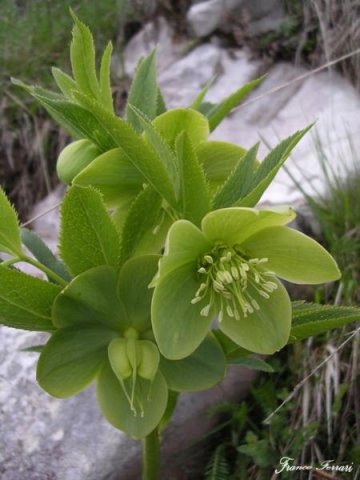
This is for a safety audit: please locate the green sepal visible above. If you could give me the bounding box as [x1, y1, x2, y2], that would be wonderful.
[290, 302, 360, 342]
[52, 265, 127, 330]
[0, 187, 22, 256]
[126, 51, 158, 132]
[59, 185, 120, 276]
[159, 333, 226, 391]
[0, 267, 61, 331]
[21, 228, 71, 282]
[96, 360, 168, 439]
[37, 326, 116, 398]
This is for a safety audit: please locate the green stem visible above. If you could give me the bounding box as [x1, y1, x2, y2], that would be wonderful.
[142, 428, 160, 480]
[20, 255, 68, 286]
[1, 256, 21, 267]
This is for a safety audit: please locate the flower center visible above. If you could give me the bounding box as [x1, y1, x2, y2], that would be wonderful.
[191, 244, 278, 321]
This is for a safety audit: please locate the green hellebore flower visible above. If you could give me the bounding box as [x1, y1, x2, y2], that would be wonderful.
[36, 255, 226, 439]
[151, 207, 341, 359]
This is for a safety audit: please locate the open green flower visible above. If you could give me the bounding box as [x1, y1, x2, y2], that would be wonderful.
[151, 207, 341, 359]
[36, 255, 225, 439]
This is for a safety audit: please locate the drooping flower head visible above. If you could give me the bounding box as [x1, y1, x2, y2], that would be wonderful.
[151, 207, 341, 360]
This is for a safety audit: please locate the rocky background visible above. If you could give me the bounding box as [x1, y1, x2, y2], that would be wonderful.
[1, 1, 360, 479]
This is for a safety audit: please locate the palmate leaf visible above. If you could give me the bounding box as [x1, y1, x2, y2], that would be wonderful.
[21, 228, 71, 282]
[290, 301, 360, 342]
[59, 186, 120, 276]
[236, 126, 312, 207]
[70, 9, 99, 99]
[126, 51, 159, 132]
[175, 131, 211, 226]
[204, 76, 264, 132]
[0, 187, 22, 256]
[0, 267, 61, 331]
[119, 186, 162, 265]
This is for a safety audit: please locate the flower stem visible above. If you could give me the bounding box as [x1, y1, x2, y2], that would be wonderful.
[142, 428, 160, 480]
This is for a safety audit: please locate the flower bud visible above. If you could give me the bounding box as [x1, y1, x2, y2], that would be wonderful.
[56, 139, 101, 184]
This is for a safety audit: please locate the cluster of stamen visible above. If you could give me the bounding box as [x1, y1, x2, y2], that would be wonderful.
[191, 245, 278, 322]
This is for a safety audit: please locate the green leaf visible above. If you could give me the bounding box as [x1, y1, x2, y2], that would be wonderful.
[156, 88, 167, 115]
[118, 255, 160, 333]
[21, 345, 44, 353]
[229, 355, 274, 372]
[0, 187, 22, 256]
[73, 92, 178, 208]
[290, 302, 360, 342]
[213, 143, 259, 209]
[159, 334, 226, 391]
[99, 41, 114, 113]
[96, 361, 168, 439]
[52, 67, 77, 100]
[53, 265, 127, 330]
[152, 108, 209, 149]
[0, 267, 61, 331]
[21, 228, 71, 282]
[37, 326, 116, 398]
[129, 105, 179, 195]
[219, 278, 292, 354]
[242, 226, 341, 284]
[126, 51, 158, 132]
[120, 186, 162, 265]
[70, 10, 99, 99]
[73, 147, 144, 208]
[57, 139, 102, 184]
[196, 141, 247, 194]
[152, 262, 215, 359]
[207, 76, 264, 131]
[175, 131, 211, 225]
[59, 186, 120, 276]
[191, 77, 215, 110]
[236, 126, 312, 207]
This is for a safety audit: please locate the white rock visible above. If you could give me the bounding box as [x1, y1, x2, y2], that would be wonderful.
[159, 43, 222, 108]
[123, 17, 190, 77]
[187, 0, 224, 38]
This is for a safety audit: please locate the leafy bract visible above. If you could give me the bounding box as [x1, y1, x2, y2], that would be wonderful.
[70, 9, 99, 99]
[21, 228, 71, 282]
[290, 302, 360, 342]
[176, 131, 211, 225]
[59, 186, 120, 275]
[73, 92, 178, 208]
[74, 148, 144, 208]
[205, 77, 264, 131]
[37, 326, 116, 398]
[152, 108, 209, 149]
[159, 334, 226, 391]
[52, 265, 127, 330]
[236, 126, 312, 207]
[99, 41, 114, 113]
[126, 51, 158, 132]
[52, 67, 77, 100]
[96, 361, 168, 439]
[0, 267, 60, 331]
[0, 187, 22, 256]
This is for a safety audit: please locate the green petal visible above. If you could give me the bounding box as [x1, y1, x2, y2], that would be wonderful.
[96, 360, 168, 439]
[118, 255, 160, 332]
[159, 333, 226, 391]
[152, 108, 209, 149]
[202, 207, 296, 246]
[152, 263, 214, 360]
[74, 148, 143, 208]
[37, 326, 116, 398]
[242, 226, 341, 284]
[53, 266, 128, 330]
[219, 279, 291, 354]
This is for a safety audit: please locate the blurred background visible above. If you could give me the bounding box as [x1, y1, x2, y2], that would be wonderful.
[0, 1, 359, 479]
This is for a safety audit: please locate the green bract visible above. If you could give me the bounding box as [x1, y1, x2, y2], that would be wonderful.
[152, 207, 341, 359]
